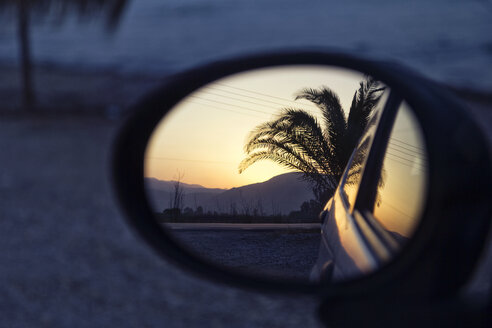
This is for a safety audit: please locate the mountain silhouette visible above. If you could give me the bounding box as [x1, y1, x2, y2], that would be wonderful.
[144, 177, 225, 193]
[145, 172, 315, 215]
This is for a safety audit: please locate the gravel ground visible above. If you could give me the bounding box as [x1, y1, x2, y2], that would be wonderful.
[171, 229, 320, 280]
[0, 117, 321, 328]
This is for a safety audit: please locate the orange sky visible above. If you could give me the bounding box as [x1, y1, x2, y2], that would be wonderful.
[372, 102, 428, 237]
[144, 67, 428, 238]
[144, 65, 367, 189]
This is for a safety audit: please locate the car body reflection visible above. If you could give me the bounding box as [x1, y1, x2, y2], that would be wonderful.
[311, 100, 427, 282]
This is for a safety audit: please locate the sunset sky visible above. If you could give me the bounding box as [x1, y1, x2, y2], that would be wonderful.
[143, 66, 428, 236]
[372, 102, 428, 237]
[144, 65, 367, 189]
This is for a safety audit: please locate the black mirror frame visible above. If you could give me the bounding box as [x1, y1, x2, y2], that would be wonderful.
[112, 50, 492, 299]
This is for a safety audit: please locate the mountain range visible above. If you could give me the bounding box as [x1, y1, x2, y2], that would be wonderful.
[145, 172, 315, 215]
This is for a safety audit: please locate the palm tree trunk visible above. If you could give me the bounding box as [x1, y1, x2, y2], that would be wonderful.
[106, 0, 129, 32]
[18, 0, 35, 110]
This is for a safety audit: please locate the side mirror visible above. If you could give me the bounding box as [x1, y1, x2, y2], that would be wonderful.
[112, 51, 491, 302]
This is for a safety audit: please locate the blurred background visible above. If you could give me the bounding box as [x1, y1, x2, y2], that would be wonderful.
[1, 1, 491, 327]
[1, 0, 492, 114]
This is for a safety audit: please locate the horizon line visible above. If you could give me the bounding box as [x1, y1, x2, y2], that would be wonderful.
[144, 171, 303, 190]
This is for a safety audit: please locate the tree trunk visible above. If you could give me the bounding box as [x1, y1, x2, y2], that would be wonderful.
[18, 0, 35, 110]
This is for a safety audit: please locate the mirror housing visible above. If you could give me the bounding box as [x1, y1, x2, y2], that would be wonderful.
[112, 50, 492, 299]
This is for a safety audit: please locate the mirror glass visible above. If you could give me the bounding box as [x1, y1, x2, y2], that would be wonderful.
[143, 66, 428, 283]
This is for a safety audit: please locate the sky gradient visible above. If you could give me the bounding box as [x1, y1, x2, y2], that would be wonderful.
[144, 65, 366, 189]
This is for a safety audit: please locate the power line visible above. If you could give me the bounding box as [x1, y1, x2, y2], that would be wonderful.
[386, 153, 425, 168]
[205, 85, 301, 107]
[390, 137, 426, 153]
[385, 152, 427, 171]
[188, 95, 274, 116]
[388, 144, 420, 157]
[198, 90, 286, 112]
[196, 89, 320, 117]
[182, 99, 267, 119]
[213, 82, 321, 109]
[204, 85, 320, 112]
[387, 143, 427, 160]
[386, 150, 427, 167]
[148, 156, 236, 165]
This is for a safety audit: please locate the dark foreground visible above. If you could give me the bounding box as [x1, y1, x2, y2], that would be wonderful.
[171, 229, 321, 280]
[0, 117, 322, 328]
[0, 99, 490, 327]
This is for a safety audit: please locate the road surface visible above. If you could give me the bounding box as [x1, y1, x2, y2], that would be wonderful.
[168, 228, 321, 280]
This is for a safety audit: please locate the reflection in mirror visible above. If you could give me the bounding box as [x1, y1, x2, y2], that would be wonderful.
[371, 102, 428, 242]
[310, 99, 428, 283]
[143, 66, 425, 282]
[341, 90, 389, 210]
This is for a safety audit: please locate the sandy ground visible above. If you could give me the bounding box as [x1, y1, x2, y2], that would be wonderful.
[0, 117, 322, 328]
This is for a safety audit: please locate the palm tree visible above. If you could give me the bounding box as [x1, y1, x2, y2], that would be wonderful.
[239, 77, 385, 204]
[0, 0, 128, 111]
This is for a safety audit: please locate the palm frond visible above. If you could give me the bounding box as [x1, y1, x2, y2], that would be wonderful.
[240, 138, 319, 174]
[295, 87, 348, 173]
[346, 77, 385, 151]
[239, 150, 313, 174]
[239, 79, 385, 205]
[242, 108, 335, 176]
